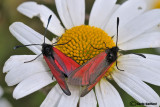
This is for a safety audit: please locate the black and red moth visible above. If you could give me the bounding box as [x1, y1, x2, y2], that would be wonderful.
[42, 44, 79, 95]
[68, 17, 146, 97]
[15, 15, 80, 95]
[68, 45, 119, 97]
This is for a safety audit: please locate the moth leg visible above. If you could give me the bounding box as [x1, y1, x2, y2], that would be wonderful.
[24, 53, 42, 63]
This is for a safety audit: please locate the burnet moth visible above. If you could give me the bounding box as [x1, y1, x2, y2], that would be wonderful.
[68, 17, 146, 97]
[14, 15, 80, 96]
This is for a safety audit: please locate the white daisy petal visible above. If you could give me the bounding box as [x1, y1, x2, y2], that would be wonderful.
[3, 55, 43, 73]
[57, 85, 80, 107]
[9, 22, 51, 54]
[97, 79, 124, 107]
[13, 72, 54, 99]
[55, 0, 85, 29]
[119, 9, 160, 44]
[118, 54, 160, 86]
[105, 0, 146, 37]
[119, 32, 160, 50]
[66, 0, 85, 26]
[95, 83, 105, 107]
[55, 0, 73, 29]
[145, 0, 157, 10]
[17, 1, 65, 36]
[4, 55, 49, 86]
[79, 90, 97, 107]
[89, 0, 117, 29]
[52, 38, 57, 43]
[40, 84, 63, 107]
[0, 98, 12, 107]
[112, 71, 160, 105]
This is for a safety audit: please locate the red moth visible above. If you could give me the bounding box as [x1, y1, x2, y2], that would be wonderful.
[68, 17, 146, 97]
[14, 15, 80, 95]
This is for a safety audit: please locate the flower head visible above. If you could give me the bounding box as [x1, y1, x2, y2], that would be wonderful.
[3, 0, 160, 107]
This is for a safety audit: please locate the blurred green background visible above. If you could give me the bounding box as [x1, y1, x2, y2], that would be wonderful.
[0, 0, 160, 107]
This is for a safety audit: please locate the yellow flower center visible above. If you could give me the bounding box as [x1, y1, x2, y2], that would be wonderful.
[56, 25, 115, 66]
[153, 0, 160, 9]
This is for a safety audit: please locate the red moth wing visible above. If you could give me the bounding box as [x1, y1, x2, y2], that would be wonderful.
[44, 55, 71, 95]
[80, 61, 115, 97]
[68, 52, 109, 86]
[53, 47, 80, 76]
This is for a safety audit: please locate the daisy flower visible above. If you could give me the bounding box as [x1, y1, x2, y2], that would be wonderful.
[3, 0, 160, 107]
[0, 86, 12, 107]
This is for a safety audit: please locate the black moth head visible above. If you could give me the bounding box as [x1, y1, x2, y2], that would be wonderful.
[106, 47, 119, 63]
[42, 44, 54, 57]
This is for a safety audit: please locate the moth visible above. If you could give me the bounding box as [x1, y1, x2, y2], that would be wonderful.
[14, 15, 80, 95]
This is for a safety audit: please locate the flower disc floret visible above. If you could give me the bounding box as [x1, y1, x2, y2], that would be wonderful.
[56, 25, 115, 65]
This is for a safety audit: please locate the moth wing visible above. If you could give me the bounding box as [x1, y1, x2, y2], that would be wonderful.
[80, 61, 115, 97]
[44, 55, 71, 95]
[53, 47, 80, 76]
[68, 52, 108, 86]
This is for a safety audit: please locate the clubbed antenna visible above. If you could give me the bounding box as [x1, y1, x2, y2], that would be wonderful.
[13, 15, 52, 50]
[116, 17, 119, 47]
[44, 15, 52, 44]
[115, 17, 124, 71]
[13, 44, 41, 49]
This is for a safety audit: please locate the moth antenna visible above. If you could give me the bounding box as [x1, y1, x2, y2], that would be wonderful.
[90, 44, 106, 50]
[116, 17, 124, 71]
[44, 15, 52, 44]
[103, 42, 109, 49]
[53, 40, 71, 46]
[116, 17, 119, 47]
[14, 44, 41, 49]
[111, 35, 115, 39]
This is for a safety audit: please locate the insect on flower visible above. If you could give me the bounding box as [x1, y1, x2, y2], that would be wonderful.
[68, 17, 146, 97]
[14, 15, 80, 96]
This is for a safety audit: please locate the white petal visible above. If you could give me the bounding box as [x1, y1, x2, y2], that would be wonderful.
[4, 55, 49, 86]
[17, 1, 65, 36]
[95, 83, 105, 107]
[66, 0, 85, 26]
[89, 0, 117, 29]
[118, 9, 160, 44]
[119, 32, 160, 50]
[105, 0, 146, 37]
[13, 72, 54, 99]
[9, 22, 51, 54]
[0, 86, 3, 98]
[55, 0, 85, 29]
[55, 0, 73, 29]
[118, 54, 160, 86]
[145, 0, 158, 10]
[57, 84, 80, 107]
[3, 55, 43, 73]
[147, 24, 160, 33]
[0, 98, 12, 107]
[41, 84, 63, 107]
[79, 90, 97, 107]
[112, 71, 160, 105]
[100, 79, 124, 107]
[96, 79, 124, 107]
[52, 38, 57, 43]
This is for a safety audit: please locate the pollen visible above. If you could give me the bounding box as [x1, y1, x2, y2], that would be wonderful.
[56, 25, 115, 65]
[153, 0, 160, 9]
